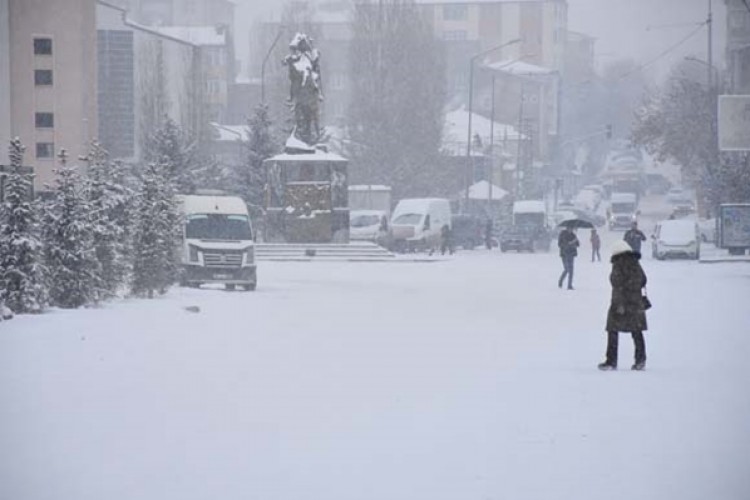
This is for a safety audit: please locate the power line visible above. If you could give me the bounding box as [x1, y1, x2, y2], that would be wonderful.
[617, 21, 707, 81]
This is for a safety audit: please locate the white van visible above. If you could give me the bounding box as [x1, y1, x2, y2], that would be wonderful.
[178, 194, 257, 290]
[609, 192, 638, 230]
[390, 198, 451, 252]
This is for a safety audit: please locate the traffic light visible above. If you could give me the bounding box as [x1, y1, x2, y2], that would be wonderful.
[605, 124, 613, 139]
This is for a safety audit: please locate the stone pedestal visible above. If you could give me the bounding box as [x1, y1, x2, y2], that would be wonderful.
[264, 151, 349, 243]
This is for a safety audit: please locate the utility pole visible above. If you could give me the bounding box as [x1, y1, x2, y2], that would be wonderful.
[489, 76, 496, 217]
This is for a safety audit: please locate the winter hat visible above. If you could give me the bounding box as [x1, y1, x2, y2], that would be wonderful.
[611, 240, 633, 257]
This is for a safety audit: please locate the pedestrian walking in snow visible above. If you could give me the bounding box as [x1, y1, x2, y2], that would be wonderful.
[440, 224, 454, 255]
[557, 226, 579, 290]
[624, 221, 647, 253]
[598, 240, 648, 371]
[590, 228, 601, 262]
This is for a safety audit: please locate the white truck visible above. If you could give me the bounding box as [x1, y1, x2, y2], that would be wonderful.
[177, 194, 257, 290]
[390, 198, 451, 252]
[608, 192, 638, 230]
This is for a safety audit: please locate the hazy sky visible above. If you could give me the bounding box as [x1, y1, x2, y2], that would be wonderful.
[233, 0, 728, 79]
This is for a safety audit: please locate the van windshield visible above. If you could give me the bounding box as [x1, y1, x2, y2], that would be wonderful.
[612, 203, 635, 213]
[393, 213, 422, 225]
[186, 214, 253, 241]
[351, 214, 381, 228]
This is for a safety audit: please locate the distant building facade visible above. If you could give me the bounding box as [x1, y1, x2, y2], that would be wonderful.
[725, 0, 750, 93]
[97, 1, 212, 160]
[0, 0, 98, 190]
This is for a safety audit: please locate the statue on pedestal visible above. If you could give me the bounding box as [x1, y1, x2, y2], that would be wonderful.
[283, 33, 323, 152]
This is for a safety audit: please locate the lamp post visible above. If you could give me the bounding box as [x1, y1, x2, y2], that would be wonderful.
[261, 26, 285, 104]
[465, 38, 522, 208]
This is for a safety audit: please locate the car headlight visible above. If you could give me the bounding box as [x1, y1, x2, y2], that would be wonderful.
[244, 246, 255, 265]
[189, 244, 200, 263]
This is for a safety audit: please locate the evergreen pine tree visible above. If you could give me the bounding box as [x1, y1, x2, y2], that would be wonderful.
[0, 138, 46, 313]
[82, 141, 134, 298]
[226, 104, 277, 216]
[41, 150, 100, 308]
[131, 162, 179, 298]
[146, 116, 197, 194]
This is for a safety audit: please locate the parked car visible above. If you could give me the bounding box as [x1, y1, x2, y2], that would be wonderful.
[350, 209, 391, 247]
[451, 214, 484, 250]
[651, 219, 701, 260]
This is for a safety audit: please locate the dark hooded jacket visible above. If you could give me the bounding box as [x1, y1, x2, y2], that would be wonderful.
[606, 251, 648, 332]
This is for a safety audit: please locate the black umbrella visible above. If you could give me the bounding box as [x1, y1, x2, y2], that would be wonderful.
[557, 218, 595, 229]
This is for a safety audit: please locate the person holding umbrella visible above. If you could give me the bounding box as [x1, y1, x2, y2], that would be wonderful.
[598, 240, 648, 371]
[557, 224, 580, 289]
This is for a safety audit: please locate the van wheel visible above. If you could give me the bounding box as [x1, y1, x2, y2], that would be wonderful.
[242, 283, 256, 291]
[225, 284, 236, 291]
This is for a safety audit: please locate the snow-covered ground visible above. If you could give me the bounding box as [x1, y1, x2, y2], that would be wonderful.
[2, 236, 749, 500]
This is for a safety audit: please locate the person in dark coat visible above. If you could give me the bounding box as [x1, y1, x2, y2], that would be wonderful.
[599, 240, 648, 371]
[557, 226, 579, 289]
[440, 224, 454, 255]
[623, 221, 647, 253]
[590, 228, 601, 262]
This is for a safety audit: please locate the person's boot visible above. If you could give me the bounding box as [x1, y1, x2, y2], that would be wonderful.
[598, 362, 617, 371]
[631, 360, 646, 371]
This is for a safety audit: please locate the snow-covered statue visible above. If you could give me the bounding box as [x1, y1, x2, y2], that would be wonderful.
[283, 33, 323, 151]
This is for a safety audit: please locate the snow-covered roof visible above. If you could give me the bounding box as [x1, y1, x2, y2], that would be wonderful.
[513, 200, 546, 213]
[458, 180, 509, 201]
[349, 185, 391, 192]
[444, 107, 525, 149]
[393, 198, 449, 216]
[484, 59, 556, 76]
[178, 194, 248, 215]
[269, 151, 348, 162]
[210, 122, 249, 142]
[153, 26, 227, 46]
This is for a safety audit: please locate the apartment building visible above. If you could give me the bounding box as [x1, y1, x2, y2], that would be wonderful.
[0, 0, 98, 190]
[97, 1, 209, 160]
[416, 0, 568, 96]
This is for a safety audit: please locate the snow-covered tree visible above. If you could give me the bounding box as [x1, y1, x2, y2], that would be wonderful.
[632, 60, 750, 209]
[131, 162, 179, 298]
[347, 0, 446, 199]
[0, 138, 46, 314]
[41, 150, 100, 308]
[225, 104, 277, 214]
[81, 141, 134, 298]
[146, 116, 197, 194]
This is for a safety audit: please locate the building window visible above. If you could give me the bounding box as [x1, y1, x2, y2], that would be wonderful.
[34, 69, 53, 85]
[35, 112, 54, 128]
[36, 142, 54, 158]
[34, 37, 53, 55]
[443, 30, 467, 41]
[443, 5, 468, 21]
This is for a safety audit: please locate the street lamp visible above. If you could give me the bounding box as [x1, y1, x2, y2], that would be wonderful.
[465, 38, 522, 207]
[261, 26, 286, 104]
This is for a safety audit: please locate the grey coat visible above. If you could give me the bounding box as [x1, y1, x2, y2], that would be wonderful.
[606, 252, 648, 332]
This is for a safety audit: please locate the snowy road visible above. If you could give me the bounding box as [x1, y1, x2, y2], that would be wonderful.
[1, 244, 750, 500]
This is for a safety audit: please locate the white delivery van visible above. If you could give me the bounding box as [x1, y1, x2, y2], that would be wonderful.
[390, 198, 451, 252]
[609, 192, 638, 230]
[178, 194, 257, 290]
